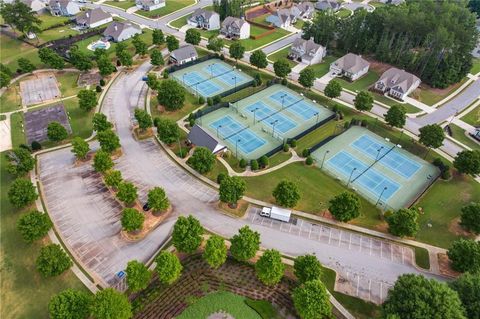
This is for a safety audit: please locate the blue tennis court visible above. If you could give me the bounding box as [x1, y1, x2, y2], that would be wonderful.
[210, 116, 266, 154]
[351, 135, 421, 179]
[269, 91, 321, 120]
[182, 71, 222, 97]
[328, 151, 400, 200]
[246, 102, 297, 134]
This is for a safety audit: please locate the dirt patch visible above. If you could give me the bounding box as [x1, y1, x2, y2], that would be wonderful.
[365, 58, 392, 75]
[448, 217, 473, 237]
[438, 253, 461, 278]
[217, 200, 249, 218]
[373, 221, 389, 233]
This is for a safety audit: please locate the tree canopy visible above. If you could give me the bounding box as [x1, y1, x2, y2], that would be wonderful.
[150, 49, 164, 67]
[219, 175, 246, 207]
[185, 28, 201, 45]
[250, 50, 268, 69]
[49, 289, 92, 319]
[121, 208, 144, 232]
[255, 249, 285, 286]
[386, 208, 420, 237]
[450, 272, 480, 319]
[134, 108, 152, 131]
[152, 29, 165, 45]
[104, 170, 122, 189]
[92, 113, 112, 132]
[71, 137, 90, 160]
[38, 48, 65, 70]
[172, 215, 203, 253]
[294, 254, 323, 284]
[460, 202, 480, 234]
[354, 91, 374, 112]
[293, 280, 332, 319]
[187, 147, 216, 174]
[298, 68, 316, 89]
[97, 129, 120, 154]
[47, 122, 68, 142]
[385, 105, 406, 128]
[157, 79, 186, 111]
[447, 239, 480, 273]
[147, 187, 170, 213]
[126, 260, 151, 292]
[203, 235, 227, 269]
[154, 117, 181, 144]
[36, 244, 72, 277]
[328, 192, 361, 222]
[117, 182, 138, 206]
[272, 180, 301, 208]
[0, 0, 41, 35]
[6, 147, 35, 176]
[17, 210, 52, 243]
[166, 35, 179, 52]
[78, 89, 97, 111]
[207, 36, 224, 52]
[8, 178, 38, 208]
[155, 251, 183, 284]
[273, 59, 292, 78]
[230, 225, 260, 262]
[91, 288, 132, 319]
[213, 0, 243, 20]
[229, 42, 245, 61]
[69, 48, 93, 71]
[419, 124, 445, 149]
[93, 150, 113, 173]
[453, 150, 480, 176]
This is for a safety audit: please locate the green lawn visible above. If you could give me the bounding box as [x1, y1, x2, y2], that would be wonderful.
[150, 83, 201, 121]
[237, 28, 291, 51]
[336, 8, 352, 18]
[0, 34, 44, 71]
[371, 93, 421, 113]
[306, 56, 337, 78]
[414, 247, 430, 270]
[413, 78, 468, 106]
[136, 0, 195, 18]
[63, 97, 95, 139]
[267, 46, 297, 67]
[293, 19, 305, 30]
[10, 112, 26, 148]
[37, 14, 69, 31]
[177, 291, 262, 319]
[461, 104, 479, 126]
[202, 159, 228, 182]
[169, 15, 188, 28]
[369, 1, 386, 8]
[269, 150, 292, 167]
[56, 72, 81, 97]
[0, 153, 89, 319]
[34, 24, 79, 44]
[104, 0, 136, 10]
[0, 82, 22, 113]
[449, 123, 480, 150]
[251, 13, 270, 26]
[470, 58, 480, 75]
[337, 70, 379, 92]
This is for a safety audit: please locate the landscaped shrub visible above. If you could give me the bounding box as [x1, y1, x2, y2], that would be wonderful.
[96, 85, 102, 93]
[343, 121, 350, 129]
[207, 97, 213, 106]
[302, 149, 310, 157]
[31, 141, 42, 151]
[305, 156, 313, 165]
[258, 155, 269, 168]
[162, 69, 169, 79]
[213, 95, 221, 104]
[283, 144, 289, 152]
[217, 172, 227, 184]
[254, 73, 262, 86]
[100, 79, 106, 86]
[250, 159, 259, 171]
[361, 119, 368, 127]
[433, 157, 451, 180]
[281, 78, 287, 85]
[198, 96, 205, 104]
[289, 139, 297, 147]
[239, 158, 247, 168]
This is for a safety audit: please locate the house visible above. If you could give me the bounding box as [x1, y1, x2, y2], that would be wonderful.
[330, 53, 370, 81]
[374, 68, 421, 101]
[21, 0, 46, 13]
[266, 8, 297, 28]
[377, 0, 404, 5]
[291, 2, 315, 20]
[220, 17, 250, 40]
[188, 125, 227, 155]
[48, 0, 80, 16]
[187, 8, 220, 31]
[135, 0, 165, 11]
[288, 38, 326, 65]
[315, 0, 341, 12]
[75, 8, 112, 29]
[170, 44, 198, 65]
[103, 21, 142, 42]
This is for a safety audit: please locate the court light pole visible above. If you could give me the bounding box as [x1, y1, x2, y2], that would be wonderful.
[216, 125, 222, 138]
[233, 76, 237, 94]
[251, 107, 259, 124]
[315, 112, 319, 124]
[281, 93, 287, 110]
[271, 120, 279, 137]
[375, 146, 384, 161]
[376, 186, 388, 206]
[347, 167, 357, 188]
[320, 150, 330, 169]
[235, 138, 241, 158]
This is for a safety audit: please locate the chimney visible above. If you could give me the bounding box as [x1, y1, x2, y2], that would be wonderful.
[114, 25, 118, 31]
[86, 12, 89, 17]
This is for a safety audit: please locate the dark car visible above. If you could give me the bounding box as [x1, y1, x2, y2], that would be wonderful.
[142, 202, 150, 212]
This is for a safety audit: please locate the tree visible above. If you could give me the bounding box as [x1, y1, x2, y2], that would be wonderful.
[117, 49, 133, 67]
[91, 288, 132, 319]
[230, 225, 260, 262]
[126, 260, 151, 292]
[229, 42, 245, 62]
[134, 108, 152, 131]
[250, 50, 268, 69]
[117, 182, 138, 206]
[328, 192, 360, 222]
[92, 150, 113, 173]
[150, 49, 164, 67]
[157, 79, 186, 111]
[203, 235, 227, 269]
[187, 147, 216, 174]
[382, 274, 466, 319]
[152, 29, 165, 45]
[104, 170, 122, 189]
[207, 36, 224, 52]
[185, 28, 201, 45]
[386, 208, 419, 237]
[38, 48, 65, 70]
[385, 105, 406, 128]
[145, 73, 159, 90]
[298, 68, 316, 89]
[71, 137, 90, 160]
[17, 210, 52, 243]
[155, 117, 180, 144]
[272, 180, 300, 208]
[121, 208, 144, 232]
[255, 249, 285, 286]
[49, 289, 92, 319]
[8, 178, 38, 208]
[97, 129, 120, 153]
[454, 150, 480, 176]
[324, 80, 342, 99]
[18, 57, 36, 73]
[166, 35, 179, 52]
[132, 35, 148, 56]
[219, 175, 246, 207]
[47, 122, 68, 142]
[1, 71, 11, 88]
[354, 91, 373, 112]
[447, 239, 480, 273]
[78, 89, 97, 111]
[97, 56, 116, 77]
[92, 113, 112, 132]
[302, 10, 337, 48]
[155, 251, 182, 284]
[0, 0, 41, 35]
[419, 124, 445, 149]
[69, 48, 93, 71]
[293, 280, 332, 319]
[36, 244, 72, 277]
[460, 202, 480, 234]
[273, 59, 291, 78]
[6, 147, 35, 176]
[147, 187, 169, 213]
[450, 272, 480, 319]
[172, 215, 203, 253]
[294, 254, 322, 284]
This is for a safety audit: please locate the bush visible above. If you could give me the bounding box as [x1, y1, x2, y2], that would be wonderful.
[460, 202, 480, 234]
[254, 73, 262, 86]
[272, 180, 300, 208]
[447, 239, 480, 273]
[302, 149, 310, 157]
[216, 172, 227, 184]
[36, 244, 72, 277]
[187, 147, 216, 174]
[305, 156, 313, 165]
[239, 158, 247, 168]
[17, 210, 52, 243]
[343, 121, 350, 129]
[250, 159, 259, 171]
[281, 78, 287, 85]
[95, 85, 102, 93]
[100, 79, 105, 86]
[198, 96, 205, 104]
[155, 251, 182, 285]
[121, 208, 144, 232]
[433, 158, 451, 180]
[212, 95, 221, 104]
[207, 97, 213, 106]
[31, 141, 42, 151]
[283, 144, 289, 152]
[162, 70, 168, 79]
[289, 139, 297, 147]
[361, 119, 368, 127]
[258, 155, 269, 168]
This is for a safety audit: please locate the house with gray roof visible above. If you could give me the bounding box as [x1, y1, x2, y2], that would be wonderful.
[374, 68, 421, 101]
[135, 0, 165, 11]
[291, 2, 315, 20]
[188, 124, 226, 155]
[288, 38, 326, 65]
[21, 0, 46, 13]
[330, 53, 370, 81]
[315, 0, 341, 12]
[220, 17, 250, 40]
[187, 8, 220, 31]
[76, 8, 112, 29]
[169, 44, 198, 65]
[377, 0, 405, 5]
[266, 8, 297, 28]
[48, 0, 80, 16]
[103, 21, 142, 42]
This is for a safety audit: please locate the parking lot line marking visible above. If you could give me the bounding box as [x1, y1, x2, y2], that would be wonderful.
[402, 247, 405, 264]
[309, 226, 312, 239]
[356, 275, 360, 296]
[390, 244, 393, 261]
[369, 238, 373, 256]
[269, 219, 273, 227]
[380, 241, 383, 258]
[260, 217, 266, 226]
[348, 232, 352, 250]
[328, 227, 332, 244]
[368, 279, 372, 301]
[338, 230, 342, 246]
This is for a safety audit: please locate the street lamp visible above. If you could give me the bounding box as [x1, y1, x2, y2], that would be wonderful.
[314, 112, 319, 124]
[271, 119, 279, 137]
[281, 93, 287, 110]
[320, 150, 330, 169]
[233, 76, 237, 94]
[347, 167, 357, 187]
[235, 138, 241, 158]
[182, 72, 187, 86]
[375, 146, 384, 161]
[208, 63, 215, 77]
[251, 107, 259, 124]
[216, 125, 222, 138]
[376, 186, 388, 206]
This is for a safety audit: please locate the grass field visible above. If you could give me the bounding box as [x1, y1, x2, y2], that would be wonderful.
[371, 93, 421, 113]
[449, 123, 480, 150]
[169, 15, 188, 28]
[336, 8, 352, 18]
[10, 112, 26, 148]
[337, 70, 379, 92]
[414, 78, 468, 106]
[470, 58, 480, 75]
[0, 82, 22, 113]
[267, 46, 297, 67]
[37, 14, 69, 31]
[0, 153, 89, 319]
[461, 103, 479, 126]
[306, 56, 338, 78]
[150, 84, 201, 121]
[104, 0, 136, 10]
[34, 24, 79, 44]
[0, 34, 44, 71]
[136, 0, 195, 18]
[237, 28, 291, 51]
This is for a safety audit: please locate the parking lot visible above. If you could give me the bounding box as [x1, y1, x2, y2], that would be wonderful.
[20, 74, 60, 106]
[247, 206, 413, 303]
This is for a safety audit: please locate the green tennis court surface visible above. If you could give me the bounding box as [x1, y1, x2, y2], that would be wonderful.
[171, 59, 253, 98]
[311, 126, 440, 211]
[197, 84, 334, 160]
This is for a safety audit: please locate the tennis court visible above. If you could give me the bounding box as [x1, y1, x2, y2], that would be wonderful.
[196, 84, 335, 160]
[311, 126, 439, 211]
[171, 59, 254, 98]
